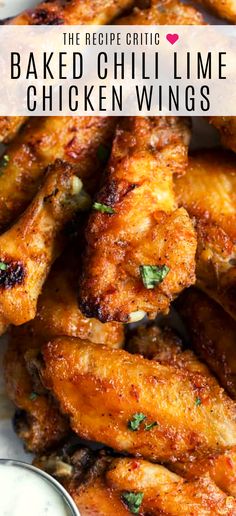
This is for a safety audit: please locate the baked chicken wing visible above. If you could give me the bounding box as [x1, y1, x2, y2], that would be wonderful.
[0, 159, 88, 331]
[42, 337, 236, 463]
[79, 116, 196, 323]
[127, 325, 236, 498]
[197, 0, 236, 22]
[175, 149, 236, 321]
[177, 288, 236, 400]
[0, 116, 116, 232]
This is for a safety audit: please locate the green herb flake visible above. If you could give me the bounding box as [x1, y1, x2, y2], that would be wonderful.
[92, 202, 114, 214]
[122, 491, 144, 514]
[0, 262, 8, 271]
[128, 413, 146, 431]
[144, 421, 158, 431]
[195, 396, 202, 406]
[97, 144, 110, 163]
[139, 264, 170, 289]
[29, 392, 38, 401]
[0, 154, 10, 168]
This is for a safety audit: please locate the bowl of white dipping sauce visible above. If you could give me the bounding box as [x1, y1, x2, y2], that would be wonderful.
[0, 459, 80, 516]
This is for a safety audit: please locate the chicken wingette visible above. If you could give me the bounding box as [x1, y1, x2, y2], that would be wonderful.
[26, 246, 124, 348]
[4, 327, 69, 453]
[107, 458, 236, 515]
[42, 337, 236, 463]
[177, 288, 236, 400]
[209, 117, 236, 154]
[35, 446, 236, 515]
[127, 325, 236, 498]
[175, 149, 236, 322]
[0, 116, 116, 232]
[0, 159, 88, 331]
[79, 116, 196, 323]
[196, 0, 236, 22]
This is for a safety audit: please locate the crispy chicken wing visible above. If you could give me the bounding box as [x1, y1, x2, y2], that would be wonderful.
[0, 159, 88, 331]
[175, 149, 236, 321]
[0, 116, 116, 232]
[35, 445, 236, 515]
[0, 117, 27, 144]
[107, 458, 236, 515]
[177, 288, 236, 400]
[42, 337, 236, 463]
[127, 325, 236, 498]
[118, 0, 205, 24]
[209, 117, 236, 154]
[79, 116, 196, 323]
[4, 327, 69, 453]
[27, 246, 124, 348]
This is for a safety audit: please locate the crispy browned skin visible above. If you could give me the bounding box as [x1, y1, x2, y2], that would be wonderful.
[118, 0, 205, 24]
[0, 117, 27, 144]
[27, 247, 124, 348]
[107, 458, 236, 515]
[177, 288, 236, 400]
[127, 325, 236, 498]
[0, 159, 88, 330]
[79, 116, 196, 323]
[210, 117, 236, 154]
[0, 116, 116, 232]
[4, 328, 69, 453]
[3, 0, 134, 26]
[42, 337, 236, 463]
[175, 150, 236, 321]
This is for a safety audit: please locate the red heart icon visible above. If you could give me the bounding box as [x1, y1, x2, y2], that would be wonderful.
[166, 33, 179, 45]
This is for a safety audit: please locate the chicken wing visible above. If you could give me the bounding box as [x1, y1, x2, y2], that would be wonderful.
[0, 117, 27, 144]
[107, 458, 236, 515]
[26, 245, 124, 348]
[209, 117, 236, 154]
[0, 116, 116, 232]
[42, 337, 236, 463]
[127, 325, 236, 498]
[177, 288, 236, 400]
[79, 116, 196, 323]
[4, 327, 69, 453]
[175, 149, 236, 321]
[117, 0, 205, 25]
[35, 445, 236, 515]
[0, 159, 89, 331]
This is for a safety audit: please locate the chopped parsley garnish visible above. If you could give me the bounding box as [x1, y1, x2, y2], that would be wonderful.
[122, 491, 144, 514]
[97, 144, 110, 163]
[144, 421, 158, 431]
[92, 202, 114, 214]
[139, 264, 170, 289]
[0, 262, 8, 271]
[195, 396, 202, 406]
[29, 392, 38, 401]
[128, 413, 146, 431]
[0, 154, 10, 167]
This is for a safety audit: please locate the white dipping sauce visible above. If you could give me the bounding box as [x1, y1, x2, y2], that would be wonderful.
[0, 462, 78, 516]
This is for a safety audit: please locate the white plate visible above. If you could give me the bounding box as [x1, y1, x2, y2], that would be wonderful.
[0, 0, 220, 464]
